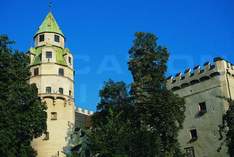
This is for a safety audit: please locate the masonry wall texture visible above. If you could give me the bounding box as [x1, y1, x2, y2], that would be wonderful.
[167, 58, 233, 157]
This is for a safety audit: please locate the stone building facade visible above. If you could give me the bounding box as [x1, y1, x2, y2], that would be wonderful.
[75, 108, 94, 129]
[29, 12, 75, 157]
[167, 58, 232, 157]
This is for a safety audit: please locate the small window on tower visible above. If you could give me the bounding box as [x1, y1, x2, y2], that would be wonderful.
[51, 112, 57, 120]
[199, 102, 207, 113]
[46, 51, 52, 59]
[39, 34, 44, 42]
[54, 35, 60, 42]
[59, 88, 63, 94]
[190, 129, 198, 141]
[69, 90, 72, 96]
[46, 87, 51, 94]
[34, 68, 39, 76]
[68, 56, 72, 64]
[43, 131, 49, 140]
[58, 68, 64, 76]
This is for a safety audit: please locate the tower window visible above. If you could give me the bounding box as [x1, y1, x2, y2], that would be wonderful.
[39, 54, 42, 61]
[34, 68, 39, 76]
[51, 112, 57, 120]
[43, 131, 49, 140]
[54, 35, 60, 42]
[190, 129, 198, 141]
[46, 51, 52, 59]
[199, 102, 207, 113]
[59, 88, 63, 94]
[39, 34, 44, 42]
[46, 87, 51, 94]
[58, 68, 64, 76]
[68, 56, 72, 64]
[69, 90, 72, 96]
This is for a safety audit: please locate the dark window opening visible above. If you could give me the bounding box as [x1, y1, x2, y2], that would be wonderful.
[39, 54, 42, 61]
[46, 87, 51, 94]
[39, 34, 44, 42]
[68, 56, 72, 64]
[43, 131, 49, 140]
[58, 68, 64, 76]
[54, 35, 60, 42]
[34, 68, 39, 76]
[69, 90, 72, 96]
[184, 147, 195, 157]
[51, 112, 57, 120]
[190, 129, 198, 141]
[46, 51, 52, 59]
[59, 88, 63, 94]
[199, 102, 207, 113]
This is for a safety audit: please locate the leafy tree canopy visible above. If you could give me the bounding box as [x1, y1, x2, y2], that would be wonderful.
[0, 35, 47, 157]
[91, 32, 185, 157]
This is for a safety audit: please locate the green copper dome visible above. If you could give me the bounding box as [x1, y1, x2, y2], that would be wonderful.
[35, 12, 64, 37]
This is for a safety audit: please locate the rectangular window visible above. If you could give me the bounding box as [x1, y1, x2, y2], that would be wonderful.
[54, 35, 60, 42]
[68, 57, 72, 64]
[199, 102, 207, 113]
[184, 147, 195, 157]
[46, 87, 51, 94]
[46, 51, 52, 59]
[69, 90, 72, 96]
[43, 131, 49, 140]
[59, 88, 63, 94]
[39, 54, 42, 61]
[190, 129, 198, 141]
[39, 34, 44, 42]
[58, 68, 64, 76]
[34, 68, 39, 76]
[51, 112, 57, 120]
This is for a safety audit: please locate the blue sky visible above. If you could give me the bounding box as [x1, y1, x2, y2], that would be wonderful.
[1, 0, 234, 111]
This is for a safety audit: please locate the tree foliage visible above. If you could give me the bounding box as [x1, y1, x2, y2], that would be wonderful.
[224, 100, 234, 156]
[67, 129, 92, 157]
[91, 80, 132, 157]
[0, 35, 47, 157]
[128, 32, 185, 156]
[91, 32, 185, 157]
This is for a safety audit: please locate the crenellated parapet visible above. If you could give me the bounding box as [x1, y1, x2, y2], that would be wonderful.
[76, 107, 94, 116]
[167, 57, 234, 91]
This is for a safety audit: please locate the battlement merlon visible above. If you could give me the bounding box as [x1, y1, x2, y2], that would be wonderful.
[76, 107, 94, 116]
[166, 57, 234, 90]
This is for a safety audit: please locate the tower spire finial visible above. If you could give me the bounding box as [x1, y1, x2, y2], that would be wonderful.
[48, 0, 52, 11]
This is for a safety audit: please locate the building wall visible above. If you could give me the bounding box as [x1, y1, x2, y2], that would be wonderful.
[35, 32, 65, 48]
[167, 59, 233, 157]
[30, 30, 75, 156]
[75, 108, 93, 129]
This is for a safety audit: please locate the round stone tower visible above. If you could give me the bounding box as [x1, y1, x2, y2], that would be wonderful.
[29, 12, 75, 157]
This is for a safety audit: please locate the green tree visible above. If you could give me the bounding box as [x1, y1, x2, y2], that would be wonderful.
[91, 80, 131, 157]
[67, 128, 92, 157]
[224, 100, 234, 156]
[91, 33, 185, 157]
[128, 32, 185, 156]
[0, 35, 47, 157]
